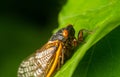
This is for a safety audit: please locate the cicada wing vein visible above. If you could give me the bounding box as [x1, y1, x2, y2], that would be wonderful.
[18, 41, 60, 77]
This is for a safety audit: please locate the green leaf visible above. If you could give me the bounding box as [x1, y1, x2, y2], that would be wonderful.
[73, 25, 120, 77]
[54, 0, 120, 77]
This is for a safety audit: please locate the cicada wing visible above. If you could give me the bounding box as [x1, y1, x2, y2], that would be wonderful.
[18, 43, 58, 77]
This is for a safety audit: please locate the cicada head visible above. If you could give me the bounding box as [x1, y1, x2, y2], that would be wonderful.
[49, 24, 75, 43]
[49, 24, 77, 55]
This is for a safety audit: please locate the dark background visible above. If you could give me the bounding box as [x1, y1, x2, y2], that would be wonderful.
[0, 0, 66, 77]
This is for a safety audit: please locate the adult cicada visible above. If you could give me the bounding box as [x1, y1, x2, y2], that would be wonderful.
[18, 24, 84, 77]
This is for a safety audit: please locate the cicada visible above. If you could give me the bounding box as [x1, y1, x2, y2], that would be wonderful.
[18, 24, 84, 77]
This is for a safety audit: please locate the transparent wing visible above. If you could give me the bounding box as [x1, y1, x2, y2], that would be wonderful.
[18, 42, 58, 77]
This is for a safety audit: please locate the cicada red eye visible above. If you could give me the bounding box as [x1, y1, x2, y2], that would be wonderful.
[62, 29, 68, 38]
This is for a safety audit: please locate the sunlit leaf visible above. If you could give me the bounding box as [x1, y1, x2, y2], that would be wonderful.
[54, 0, 120, 77]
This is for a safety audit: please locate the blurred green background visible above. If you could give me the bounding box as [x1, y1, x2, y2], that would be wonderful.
[0, 0, 66, 77]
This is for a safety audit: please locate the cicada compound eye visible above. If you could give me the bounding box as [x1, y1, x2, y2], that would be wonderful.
[62, 29, 68, 38]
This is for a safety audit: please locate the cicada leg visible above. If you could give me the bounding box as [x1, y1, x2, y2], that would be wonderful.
[57, 54, 61, 70]
[78, 29, 84, 42]
[61, 49, 64, 65]
[78, 29, 93, 43]
[72, 38, 78, 47]
[57, 47, 65, 70]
